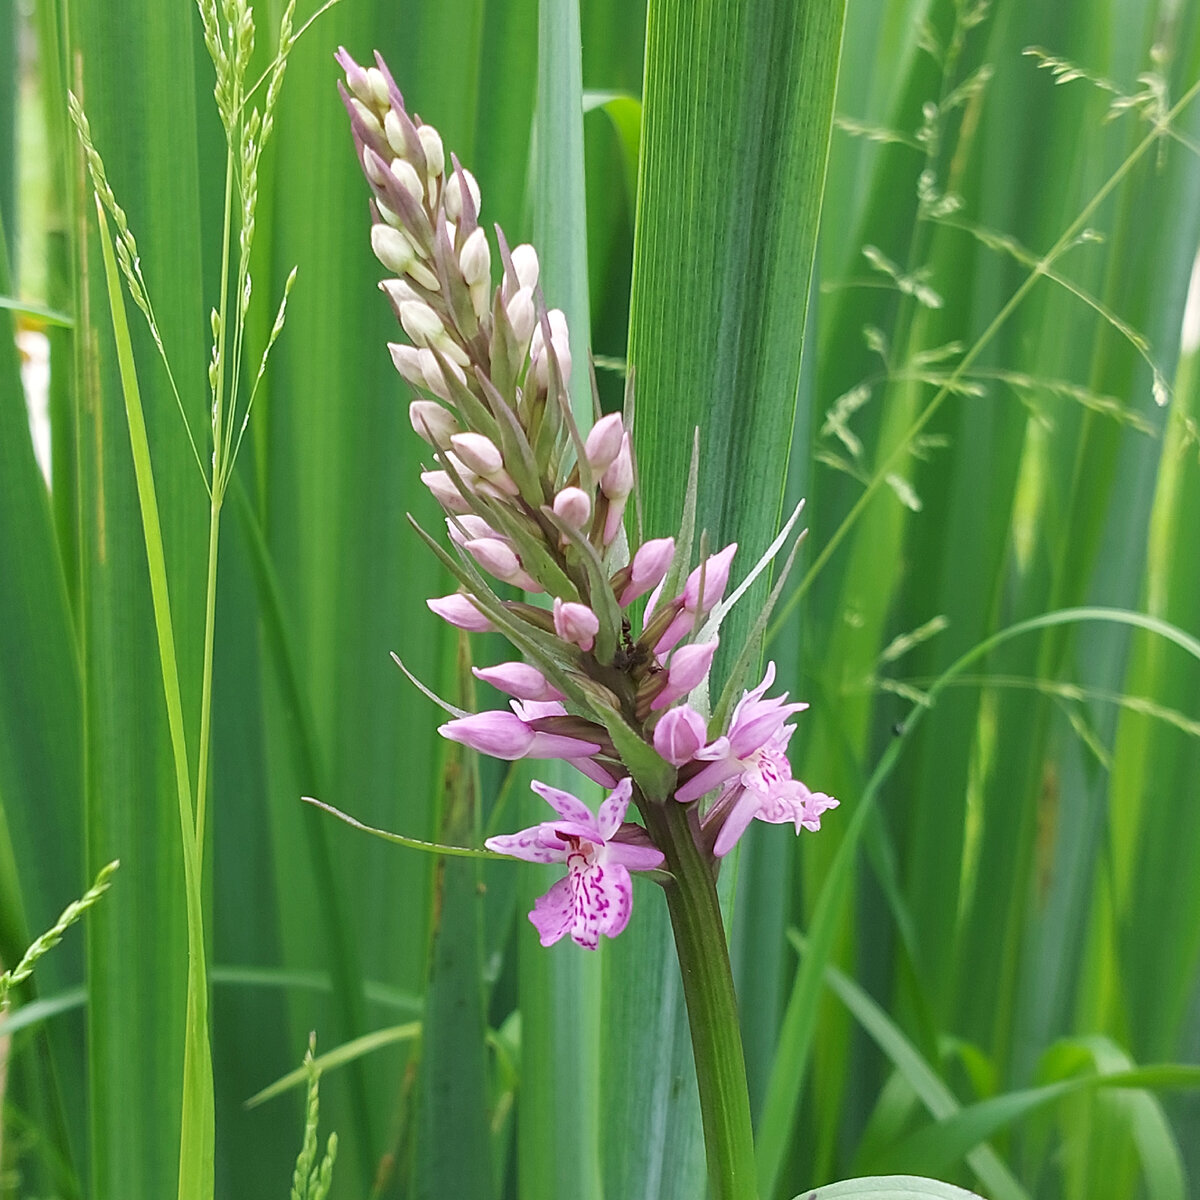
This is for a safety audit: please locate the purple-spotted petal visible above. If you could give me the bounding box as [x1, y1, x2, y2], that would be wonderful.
[596, 777, 634, 839]
[485, 823, 566, 864]
[529, 779, 598, 826]
[529, 875, 574, 946]
[568, 859, 632, 948]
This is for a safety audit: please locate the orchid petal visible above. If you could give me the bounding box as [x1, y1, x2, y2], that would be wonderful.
[596, 777, 634, 839]
[529, 779, 598, 825]
[529, 876, 574, 946]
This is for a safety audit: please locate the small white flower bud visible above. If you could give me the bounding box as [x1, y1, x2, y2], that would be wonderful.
[410, 400, 459, 447]
[444, 168, 481, 221]
[418, 347, 466, 401]
[420, 469, 472, 513]
[349, 98, 383, 141]
[451, 432, 504, 477]
[371, 224, 415, 274]
[384, 109, 408, 158]
[376, 199, 402, 228]
[553, 487, 592, 529]
[417, 125, 444, 176]
[399, 299, 446, 347]
[364, 151, 389, 187]
[390, 157, 424, 202]
[510, 243, 540, 291]
[388, 342, 426, 388]
[381, 278, 422, 309]
[506, 287, 536, 345]
[365, 68, 390, 110]
[531, 309, 571, 386]
[459, 227, 491, 287]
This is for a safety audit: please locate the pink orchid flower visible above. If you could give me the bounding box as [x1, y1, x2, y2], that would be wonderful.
[485, 778, 664, 949]
[672, 662, 838, 857]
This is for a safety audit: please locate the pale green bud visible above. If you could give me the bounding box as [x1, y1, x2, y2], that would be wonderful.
[444, 168, 481, 221]
[459, 227, 491, 287]
[510, 243, 539, 291]
[417, 125, 444, 177]
[365, 67, 390, 110]
[506, 286, 536, 345]
[399, 299, 445, 348]
[390, 157, 424, 202]
[384, 109, 408, 158]
[371, 224, 415, 274]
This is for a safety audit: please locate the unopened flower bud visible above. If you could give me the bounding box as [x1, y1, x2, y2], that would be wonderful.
[600, 433, 634, 500]
[653, 705, 710, 767]
[585, 412, 625, 473]
[446, 514, 497, 546]
[553, 487, 592, 529]
[684, 543, 737, 615]
[399, 299, 445, 347]
[348, 97, 383, 141]
[621, 537, 675, 605]
[364, 67, 390, 110]
[464, 537, 523, 581]
[420, 469, 472, 513]
[450, 432, 504, 477]
[531, 309, 571, 386]
[444, 167, 481, 221]
[553, 598, 600, 653]
[510, 243, 540, 291]
[506, 287, 536, 345]
[473, 662, 565, 702]
[390, 157, 424, 202]
[459, 227, 491, 287]
[439, 711, 534, 759]
[371, 224, 415, 274]
[409, 399, 458, 447]
[415, 349, 454, 402]
[388, 342, 425, 388]
[383, 108, 409, 157]
[364, 151, 389, 188]
[651, 640, 719, 711]
[381, 278, 422, 310]
[427, 593, 495, 632]
[417, 124, 444, 176]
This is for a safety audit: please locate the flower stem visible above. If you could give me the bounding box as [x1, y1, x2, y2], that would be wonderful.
[642, 800, 757, 1200]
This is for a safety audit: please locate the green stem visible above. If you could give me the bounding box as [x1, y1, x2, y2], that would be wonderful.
[193, 497, 221, 862]
[642, 800, 757, 1200]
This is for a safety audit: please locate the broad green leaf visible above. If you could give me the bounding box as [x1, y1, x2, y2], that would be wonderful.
[795, 1177, 984, 1199]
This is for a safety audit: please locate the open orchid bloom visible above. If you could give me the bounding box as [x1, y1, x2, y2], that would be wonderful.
[673, 663, 839, 857]
[485, 779, 664, 949]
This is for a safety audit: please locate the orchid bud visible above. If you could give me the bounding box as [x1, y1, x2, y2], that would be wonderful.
[459, 227, 491, 286]
[348, 97, 383, 141]
[450, 432, 503, 477]
[600, 433, 634, 500]
[338, 49, 373, 104]
[553, 598, 600, 653]
[364, 67, 390, 110]
[444, 167, 481, 221]
[621, 537, 675, 605]
[388, 342, 425, 388]
[510, 243, 540, 291]
[651, 640, 719, 711]
[553, 487, 592, 529]
[464, 537, 523, 581]
[584, 412, 625, 473]
[445, 514, 497, 546]
[381, 277, 422, 310]
[427, 593, 495, 632]
[409, 400, 458, 447]
[383, 108, 408, 157]
[531, 309, 571, 386]
[653, 705, 710, 767]
[684, 543, 737, 615]
[473, 662, 565, 703]
[390, 156, 424, 202]
[399, 299, 445, 348]
[420, 469, 472, 513]
[417, 124, 444, 177]
[506, 287, 536, 345]
[371, 224, 415, 274]
[439, 711, 535, 759]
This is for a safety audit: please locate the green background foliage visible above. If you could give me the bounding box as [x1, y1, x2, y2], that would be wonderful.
[2, 0, 1199, 1197]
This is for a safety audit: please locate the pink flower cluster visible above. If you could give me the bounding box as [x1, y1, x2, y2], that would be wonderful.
[340, 48, 836, 950]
